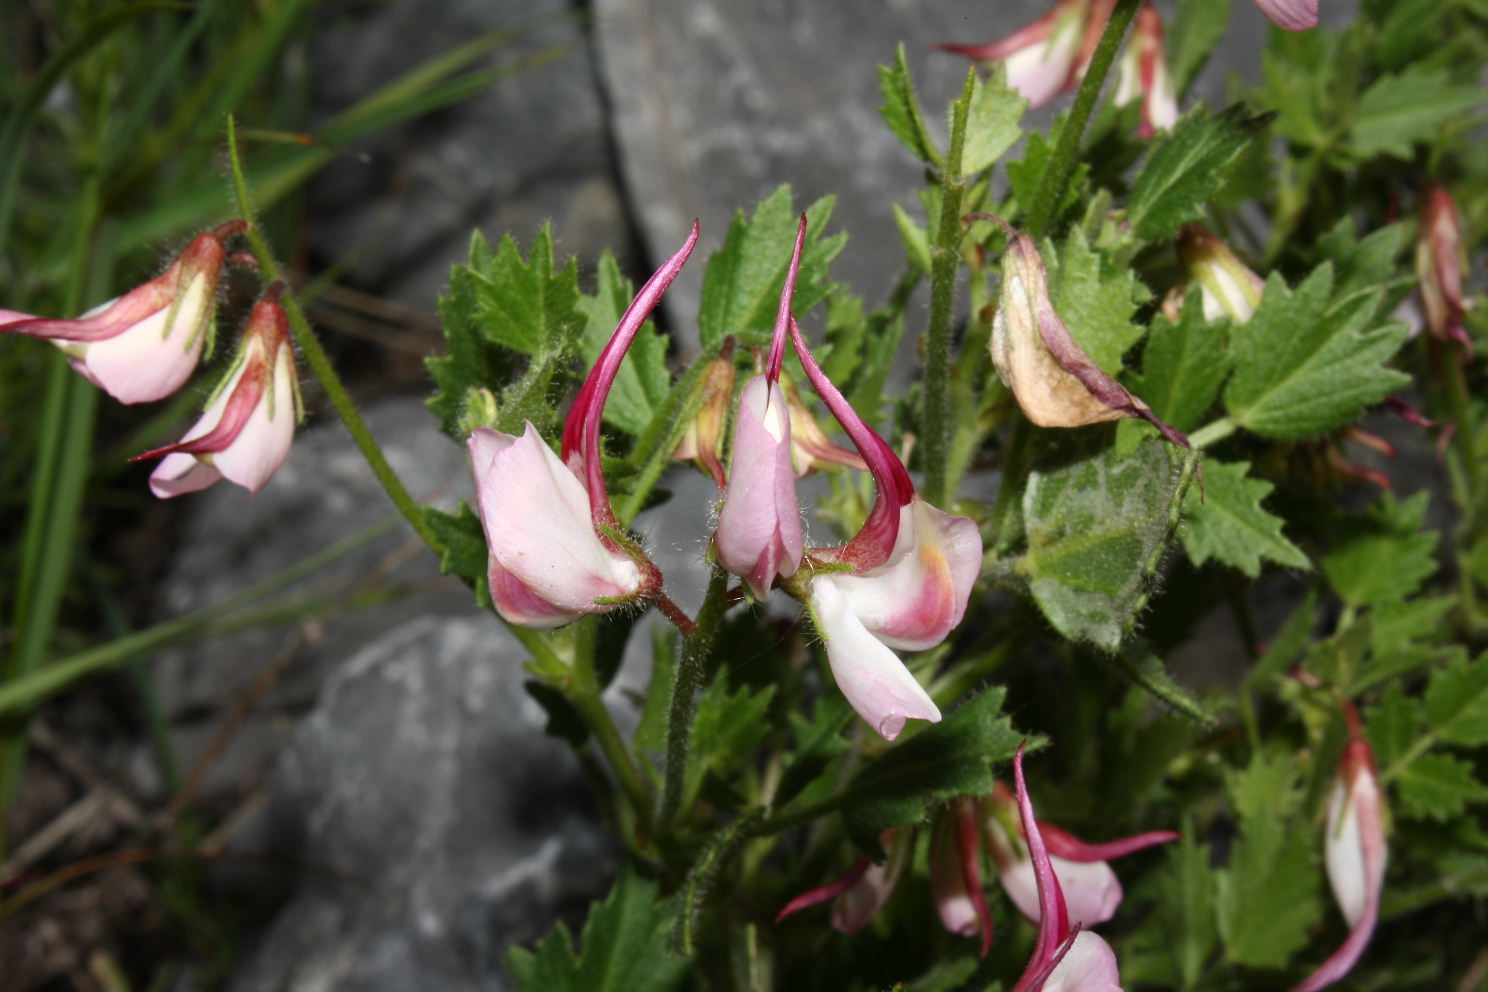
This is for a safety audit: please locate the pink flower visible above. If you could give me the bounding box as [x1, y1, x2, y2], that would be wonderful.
[1112, 5, 1178, 139]
[134, 284, 298, 498]
[1010, 744, 1125, 992]
[1292, 705, 1388, 992]
[472, 224, 699, 628]
[790, 317, 982, 741]
[714, 216, 809, 600]
[1254, 0, 1320, 31]
[775, 829, 913, 935]
[2, 221, 244, 403]
[982, 782, 1178, 929]
[931, 797, 995, 956]
[936, 0, 1093, 108]
[1417, 185, 1472, 356]
[1178, 225, 1267, 323]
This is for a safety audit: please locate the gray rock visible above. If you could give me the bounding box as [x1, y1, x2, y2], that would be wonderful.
[226, 615, 615, 992]
[142, 398, 476, 808]
[307, 0, 637, 319]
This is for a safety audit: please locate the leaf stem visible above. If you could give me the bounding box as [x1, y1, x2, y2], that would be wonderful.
[225, 114, 442, 554]
[659, 567, 730, 832]
[1023, 0, 1140, 239]
[568, 682, 656, 842]
[1189, 416, 1237, 449]
[922, 68, 977, 509]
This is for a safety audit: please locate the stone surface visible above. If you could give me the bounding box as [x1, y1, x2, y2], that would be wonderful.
[225, 615, 614, 992]
[141, 397, 476, 808]
[307, 0, 638, 322]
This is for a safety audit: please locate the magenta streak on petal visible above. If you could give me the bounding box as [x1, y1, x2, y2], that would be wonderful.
[775, 856, 871, 923]
[1040, 824, 1180, 863]
[789, 317, 912, 570]
[1010, 744, 1072, 992]
[562, 221, 699, 528]
[1292, 726, 1387, 992]
[766, 214, 808, 383]
[132, 352, 268, 461]
[933, 7, 1058, 61]
[955, 798, 995, 957]
[2, 280, 173, 343]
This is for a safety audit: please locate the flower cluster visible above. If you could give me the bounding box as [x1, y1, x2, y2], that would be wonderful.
[2, 221, 302, 498]
[467, 217, 981, 741]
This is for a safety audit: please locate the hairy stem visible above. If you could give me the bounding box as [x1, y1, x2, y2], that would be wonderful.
[225, 114, 442, 554]
[659, 567, 730, 832]
[1024, 0, 1140, 239]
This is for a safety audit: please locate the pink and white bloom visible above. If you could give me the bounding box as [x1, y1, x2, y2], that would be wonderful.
[1179, 225, 1266, 323]
[714, 216, 809, 600]
[135, 284, 298, 498]
[1, 221, 244, 404]
[1293, 706, 1388, 992]
[1417, 185, 1472, 355]
[936, 0, 1094, 109]
[1010, 745, 1124, 992]
[982, 782, 1178, 929]
[790, 317, 982, 741]
[471, 224, 699, 628]
[1254, 0, 1320, 31]
[1113, 5, 1178, 139]
[775, 829, 912, 934]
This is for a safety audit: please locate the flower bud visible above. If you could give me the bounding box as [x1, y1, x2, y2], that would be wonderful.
[1417, 185, 1471, 354]
[1178, 225, 1265, 323]
[1113, 5, 1178, 139]
[134, 285, 299, 498]
[1293, 706, 1388, 992]
[3, 221, 245, 403]
[990, 220, 1190, 449]
[931, 797, 994, 956]
[671, 351, 736, 488]
[780, 371, 866, 477]
[775, 829, 912, 934]
[1254, 0, 1319, 31]
[937, 0, 1093, 108]
[714, 215, 809, 599]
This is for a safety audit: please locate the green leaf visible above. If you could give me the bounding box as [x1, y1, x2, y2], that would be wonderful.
[1365, 682, 1421, 771]
[1019, 437, 1194, 652]
[1245, 588, 1319, 691]
[1181, 460, 1309, 577]
[1322, 492, 1438, 608]
[1216, 817, 1322, 968]
[1226, 751, 1303, 823]
[1424, 653, 1488, 747]
[1349, 66, 1486, 160]
[774, 696, 853, 812]
[962, 64, 1027, 174]
[579, 251, 672, 436]
[1045, 228, 1149, 374]
[428, 226, 584, 439]
[1224, 266, 1409, 439]
[1129, 288, 1232, 432]
[507, 871, 688, 992]
[687, 678, 776, 803]
[1125, 105, 1272, 241]
[1168, 0, 1231, 96]
[839, 687, 1029, 853]
[1148, 827, 1218, 990]
[1008, 129, 1089, 222]
[1397, 754, 1488, 821]
[1370, 596, 1455, 655]
[697, 186, 845, 350]
[876, 43, 942, 166]
[892, 202, 931, 276]
[423, 502, 490, 609]
[1107, 647, 1217, 727]
[1315, 219, 1407, 300]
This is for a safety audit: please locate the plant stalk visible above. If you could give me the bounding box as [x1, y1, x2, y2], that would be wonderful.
[659, 567, 730, 833]
[1023, 0, 1140, 239]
